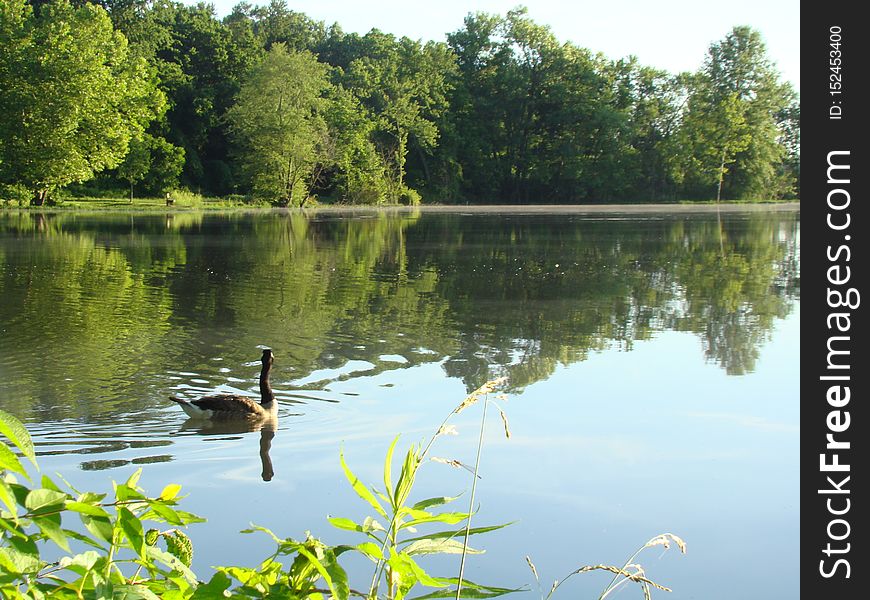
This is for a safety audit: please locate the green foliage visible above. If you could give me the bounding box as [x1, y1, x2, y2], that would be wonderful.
[322, 86, 391, 204]
[330, 379, 519, 600]
[227, 43, 332, 206]
[0, 0, 166, 205]
[0, 1, 797, 204]
[673, 27, 797, 201]
[116, 134, 186, 199]
[0, 410, 203, 599]
[334, 29, 456, 203]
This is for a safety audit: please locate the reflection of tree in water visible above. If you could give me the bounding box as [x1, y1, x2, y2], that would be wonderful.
[0, 210, 799, 422]
[404, 212, 799, 386]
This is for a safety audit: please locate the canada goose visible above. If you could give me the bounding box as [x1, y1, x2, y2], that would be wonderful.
[170, 349, 277, 419]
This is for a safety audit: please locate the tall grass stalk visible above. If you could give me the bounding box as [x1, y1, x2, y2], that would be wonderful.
[527, 533, 687, 600]
[359, 377, 508, 600]
[455, 393, 490, 599]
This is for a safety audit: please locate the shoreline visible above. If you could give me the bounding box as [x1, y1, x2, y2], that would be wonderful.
[2, 201, 800, 216]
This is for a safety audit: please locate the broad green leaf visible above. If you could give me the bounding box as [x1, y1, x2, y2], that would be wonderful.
[411, 496, 459, 511]
[328, 516, 364, 532]
[0, 547, 40, 575]
[34, 512, 70, 552]
[411, 578, 524, 599]
[78, 491, 107, 504]
[65, 500, 111, 518]
[354, 541, 385, 562]
[3, 537, 40, 574]
[81, 513, 114, 543]
[8, 531, 38, 558]
[24, 488, 67, 515]
[145, 546, 198, 585]
[400, 511, 469, 529]
[384, 435, 400, 508]
[0, 548, 22, 575]
[40, 474, 63, 493]
[113, 585, 163, 600]
[146, 501, 184, 526]
[0, 444, 26, 478]
[404, 538, 483, 556]
[126, 468, 143, 490]
[160, 483, 182, 501]
[58, 550, 101, 572]
[394, 445, 420, 509]
[0, 410, 35, 465]
[190, 571, 232, 599]
[402, 523, 513, 544]
[114, 483, 146, 502]
[118, 506, 146, 558]
[340, 448, 387, 519]
[0, 479, 19, 519]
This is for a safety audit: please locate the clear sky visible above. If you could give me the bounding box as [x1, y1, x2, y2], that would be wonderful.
[188, 0, 800, 91]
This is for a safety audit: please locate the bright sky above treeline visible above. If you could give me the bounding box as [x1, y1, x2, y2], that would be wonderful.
[185, 0, 800, 91]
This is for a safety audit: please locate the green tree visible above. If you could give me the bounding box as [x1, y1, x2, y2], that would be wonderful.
[675, 26, 796, 200]
[322, 86, 390, 204]
[0, 0, 166, 205]
[226, 43, 332, 206]
[678, 85, 752, 201]
[115, 133, 186, 199]
[116, 136, 152, 201]
[339, 31, 455, 203]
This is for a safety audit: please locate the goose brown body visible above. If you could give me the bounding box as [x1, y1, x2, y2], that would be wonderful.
[170, 349, 276, 419]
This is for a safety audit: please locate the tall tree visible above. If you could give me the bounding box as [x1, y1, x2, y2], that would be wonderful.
[338, 30, 455, 203]
[675, 26, 796, 200]
[226, 43, 331, 206]
[0, 0, 165, 204]
[447, 8, 615, 203]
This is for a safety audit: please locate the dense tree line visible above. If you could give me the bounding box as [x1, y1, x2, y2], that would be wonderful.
[0, 0, 800, 205]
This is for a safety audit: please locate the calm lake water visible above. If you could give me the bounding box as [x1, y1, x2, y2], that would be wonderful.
[0, 207, 799, 599]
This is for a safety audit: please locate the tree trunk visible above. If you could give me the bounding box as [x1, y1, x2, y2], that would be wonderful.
[31, 189, 48, 206]
[716, 149, 726, 203]
[415, 143, 432, 184]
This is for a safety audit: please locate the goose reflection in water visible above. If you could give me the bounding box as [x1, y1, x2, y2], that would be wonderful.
[178, 416, 278, 482]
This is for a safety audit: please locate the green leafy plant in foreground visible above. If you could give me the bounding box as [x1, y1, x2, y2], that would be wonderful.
[1, 379, 686, 599]
[0, 409, 203, 599]
[329, 377, 516, 600]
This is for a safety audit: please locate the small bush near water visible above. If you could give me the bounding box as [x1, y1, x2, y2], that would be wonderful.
[0, 381, 684, 599]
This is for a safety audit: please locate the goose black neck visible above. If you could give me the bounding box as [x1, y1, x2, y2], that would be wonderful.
[259, 355, 274, 404]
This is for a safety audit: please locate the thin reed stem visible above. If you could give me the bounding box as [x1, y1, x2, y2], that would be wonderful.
[456, 398, 489, 599]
